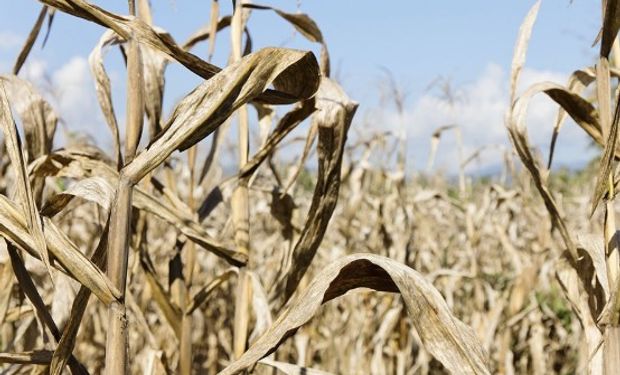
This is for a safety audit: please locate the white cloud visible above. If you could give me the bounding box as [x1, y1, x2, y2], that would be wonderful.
[53, 57, 96, 125]
[52, 56, 112, 146]
[21, 58, 48, 82]
[18, 56, 110, 148]
[0, 30, 22, 50]
[381, 63, 597, 174]
[4, 54, 599, 175]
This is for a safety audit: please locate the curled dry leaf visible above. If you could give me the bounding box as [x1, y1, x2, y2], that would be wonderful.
[556, 255, 604, 375]
[41, 176, 115, 216]
[5, 242, 89, 374]
[131, 0, 164, 141]
[221, 253, 490, 375]
[591, 86, 620, 216]
[6, 243, 61, 340]
[243, 3, 330, 76]
[139, 249, 182, 337]
[140, 32, 168, 140]
[271, 78, 357, 308]
[507, 81, 603, 259]
[238, 99, 316, 181]
[89, 30, 123, 167]
[186, 270, 235, 315]
[548, 66, 620, 167]
[600, 0, 620, 58]
[182, 15, 231, 52]
[39, 0, 307, 105]
[577, 234, 608, 297]
[0, 82, 52, 277]
[0, 194, 120, 305]
[0, 75, 58, 163]
[13, 5, 48, 75]
[1, 74, 58, 204]
[572, 233, 609, 317]
[508, 0, 541, 105]
[39, 0, 219, 73]
[505, 7, 611, 369]
[123, 31, 146, 163]
[50, 220, 108, 375]
[31, 149, 246, 266]
[512, 83, 601, 147]
[122, 47, 320, 184]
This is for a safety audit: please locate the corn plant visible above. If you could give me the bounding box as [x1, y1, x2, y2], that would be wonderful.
[0, 0, 490, 374]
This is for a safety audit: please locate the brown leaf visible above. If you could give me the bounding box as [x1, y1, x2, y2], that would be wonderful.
[221, 254, 490, 375]
[13, 6, 48, 75]
[186, 270, 235, 315]
[547, 66, 620, 167]
[39, 0, 305, 105]
[508, 0, 541, 106]
[238, 99, 316, 181]
[140, 35, 167, 140]
[50, 221, 108, 375]
[556, 256, 604, 374]
[139, 249, 182, 337]
[271, 78, 357, 308]
[0, 75, 58, 163]
[0, 194, 120, 305]
[89, 30, 123, 168]
[182, 15, 231, 52]
[123, 35, 145, 163]
[507, 82, 602, 259]
[591, 62, 620, 215]
[5, 242, 88, 374]
[122, 47, 320, 184]
[0, 350, 54, 365]
[0, 82, 52, 278]
[601, 0, 620, 58]
[31, 149, 247, 266]
[243, 3, 330, 75]
[41, 176, 115, 216]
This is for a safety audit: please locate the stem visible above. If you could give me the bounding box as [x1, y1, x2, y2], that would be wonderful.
[104, 180, 133, 375]
[605, 326, 620, 375]
[178, 146, 197, 375]
[606, 175, 618, 291]
[604, 176, 620, 375]
[233, 268, 251, 358]
[105, 2, 140, 370]
[232, 182, 250, 358]
[179, 315, 193, 374]
[230, 0, 252, 359]
[123, 39, 143, 164]
[599, 52, 620, 374]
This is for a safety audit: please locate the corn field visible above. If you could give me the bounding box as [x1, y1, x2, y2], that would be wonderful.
[1, 0, 620, 374]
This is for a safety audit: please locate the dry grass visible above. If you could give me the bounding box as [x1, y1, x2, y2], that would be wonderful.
[1, 0, 620, 374]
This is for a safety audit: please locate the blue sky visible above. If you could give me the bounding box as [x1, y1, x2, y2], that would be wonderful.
[0, 1, 603, 173]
